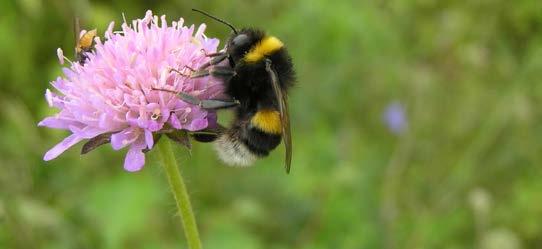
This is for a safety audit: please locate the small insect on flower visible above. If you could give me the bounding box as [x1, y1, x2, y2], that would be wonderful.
[163, 9, 296, 173]
[57, 18, 98, 65]
[39, 11, 224, 171]
[74, 17, 98, 65]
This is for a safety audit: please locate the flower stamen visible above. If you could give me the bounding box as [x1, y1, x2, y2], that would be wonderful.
[151, 108, 161, 120]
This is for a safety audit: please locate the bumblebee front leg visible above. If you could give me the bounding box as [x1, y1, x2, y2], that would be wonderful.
[169, 65, 234, 79]
[201, 49, 225, 58]
[177, 92, 240, 110]
[190, 66, 236, 80]
[198, 53, 228, 70]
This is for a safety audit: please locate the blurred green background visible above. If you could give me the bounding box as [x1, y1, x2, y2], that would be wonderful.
[1, 0, 542, 248]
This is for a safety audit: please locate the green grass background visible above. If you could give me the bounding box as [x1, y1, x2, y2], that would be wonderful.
[1, 0, 542, 248]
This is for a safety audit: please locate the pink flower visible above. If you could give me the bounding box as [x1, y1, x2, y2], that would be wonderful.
[39, 11, 223, 171]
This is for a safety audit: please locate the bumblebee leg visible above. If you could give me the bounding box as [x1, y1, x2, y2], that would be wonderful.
[192, 133, 218, 142]
[189, 70, 210, 78]
[199, 98, 240, 109]
[191, 124, 226, 142]
[178, 92, 240, 110]
[198, 53, 229, 69]
[150, 88, 239, 109]
[201, 49, 225, 57]
[169, 65, 201, 77]
[169, 68, 191, 77]
[190, 66, 236, 80]
[183, 66, 196, 72]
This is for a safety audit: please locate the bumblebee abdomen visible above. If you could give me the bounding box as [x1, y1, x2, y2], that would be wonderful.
[240, 110, 283, 157]
[242, 127, 281, 157]
[250, 109, 282, 134]
[214, 128, 258, 166]
[213, 110, 282, 166]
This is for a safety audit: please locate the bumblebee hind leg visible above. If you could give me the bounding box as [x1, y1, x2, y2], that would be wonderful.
[192, 133, 218, 142]
[190, 125, 226, 143]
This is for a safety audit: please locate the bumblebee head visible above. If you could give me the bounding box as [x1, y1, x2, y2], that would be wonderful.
[229, 29, 285, 65]
[192, 9, 284, 65]
[226, 29, 266, 63]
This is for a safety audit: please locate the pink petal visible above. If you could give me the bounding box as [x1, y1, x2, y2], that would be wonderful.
[111, 127, 139, 150]
[57, 48, 64, 64]
[187, 118, 208, 131]
[147, 121, 163, 131]
[105, 21, 115, 39]
[44, 88, 65, 109]
[206, 112, 218, 127]
[44, 134, 83, 161]
[169, 114, 182, 129]
[69, 126, 105, 139]
[144, 129, 154, 149]
[38, 117, 77, 129]
[45, 89, 54, 106]
[124, 138, 146, 172]
[195, 24, 206, 38]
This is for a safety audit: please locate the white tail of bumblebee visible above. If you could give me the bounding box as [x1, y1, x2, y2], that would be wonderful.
[214, 132, 257, 166]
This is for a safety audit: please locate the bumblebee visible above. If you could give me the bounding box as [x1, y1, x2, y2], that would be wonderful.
[180, 9, 295, 173]
[74, 18, 97, 65]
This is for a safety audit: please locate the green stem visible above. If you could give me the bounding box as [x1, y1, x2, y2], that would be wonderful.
[157, 138, 202, 249]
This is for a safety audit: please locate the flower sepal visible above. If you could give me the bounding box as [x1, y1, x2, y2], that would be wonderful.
[81, 132, 113, 154]
[79, 122, 216, 157]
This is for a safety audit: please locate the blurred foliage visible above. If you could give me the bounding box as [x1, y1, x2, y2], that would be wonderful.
[1, 0, 542, 248]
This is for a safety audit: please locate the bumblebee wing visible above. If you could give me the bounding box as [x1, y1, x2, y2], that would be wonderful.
[280, 89, 292, 173]
[265, 59, 292, 173]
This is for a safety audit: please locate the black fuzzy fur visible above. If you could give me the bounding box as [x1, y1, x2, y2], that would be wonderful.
[214, 28, 295, 160]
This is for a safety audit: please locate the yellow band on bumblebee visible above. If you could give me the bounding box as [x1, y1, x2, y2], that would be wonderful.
[251, 109, 282, 134]
[244, 36, 284, 63]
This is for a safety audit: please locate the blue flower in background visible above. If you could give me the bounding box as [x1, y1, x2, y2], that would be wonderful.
[383, 101, 407, 135]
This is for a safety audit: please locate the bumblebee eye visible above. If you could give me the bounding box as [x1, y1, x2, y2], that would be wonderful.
[232, 34, 249, 46]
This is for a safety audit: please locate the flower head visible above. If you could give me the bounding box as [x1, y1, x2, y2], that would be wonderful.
[39, 11, 223, 171]
[383, 101, 408, 135]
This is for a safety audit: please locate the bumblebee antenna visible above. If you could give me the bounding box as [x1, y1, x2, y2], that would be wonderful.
[192, 8, 238, 34]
